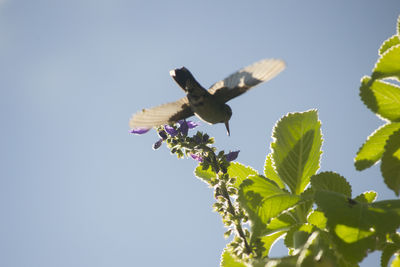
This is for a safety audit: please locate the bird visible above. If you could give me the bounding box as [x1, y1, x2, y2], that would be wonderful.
[130, 58, 286, 136]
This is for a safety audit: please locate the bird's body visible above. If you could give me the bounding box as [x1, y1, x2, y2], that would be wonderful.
[189, 93, 230, 124]
[170, 67, 232, 127]
[130, 58, 285, 135]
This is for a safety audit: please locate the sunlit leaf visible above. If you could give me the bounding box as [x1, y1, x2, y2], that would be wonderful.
[238, 175, 300, 238]
[271, 110, 323, 194]
[355, 122, 400, 170]
[307, 210, 327, 229]
[359, 76, 400, 122]
[315, 190, 400, 263]
[334, 224, 375, 243]
[260, 231, 286, 258]
[390, 254, 400, 267]
[194, 164, 216, 184]
[397, 14, 400, 36]
[354, 191, 377, 203]
[379, 35, 400, 56]
[372, 45, 400, 81]
[220, 248, 246, 267]
[227, 162, 258, 189]
[264, 153, 285, 189]
[253, 256, 298, 267]
[381, 129, 400, 196]
[310, 171, 352, 197]
[266, 212, 298, 234]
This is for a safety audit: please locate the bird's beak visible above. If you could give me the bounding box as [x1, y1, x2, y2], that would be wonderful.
[224, 121, 230, 136]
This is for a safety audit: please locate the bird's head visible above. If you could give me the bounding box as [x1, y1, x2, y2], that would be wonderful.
[223, 104, 232, 136]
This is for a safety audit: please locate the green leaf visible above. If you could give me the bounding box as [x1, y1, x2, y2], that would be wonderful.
[381, 129, 400, 196]
[359, 76, 400, 122]
[264, 153, 285, 189]
[310, 171, 352, 197]
[227, 162, 258, 189]
[194, 164, 216, 184]
[379, 35, 400, 56]
[220, 248, 246, 267]
[295, 187, 315, 223]
[284, 224, 313, 249]
[307, 210, 327, 229]
[381, 243, 400, 267]
[260, 231, 286, 258]
[266, 212, 298, 234]
[372, 45, 400, 81]
[271, 110, 323, 194]
[355, 122, 400, 170]
[254, 256, 298, 267]
[398, 15, 400, 36]
[315, 190, 400, 263]
[238, 175, 301, 238]
[257, 212, 299, 258]
[391, 254, 400, 267]
[354, 191, 377, 203]
[285, 230, 344, 267]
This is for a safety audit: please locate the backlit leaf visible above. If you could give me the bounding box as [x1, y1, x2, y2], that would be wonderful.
[227, 162, 258, 189]
[355, 122, 400, 170]
[238, 175, 300, 238]
[372, 45, 400, 81]
[359, 76, 400, 122]
[381, 129, 400, 196]
[271, 110, 322, 194]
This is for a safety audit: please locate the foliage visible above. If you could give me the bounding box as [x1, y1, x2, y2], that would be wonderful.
[133, 15, 400, 267]
[355, 15, 400, 196]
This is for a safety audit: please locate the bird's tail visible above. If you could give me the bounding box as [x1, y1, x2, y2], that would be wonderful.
[169, 67, 203, 93]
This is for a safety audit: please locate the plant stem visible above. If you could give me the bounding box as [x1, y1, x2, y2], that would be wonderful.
[220, 181, 251, 254]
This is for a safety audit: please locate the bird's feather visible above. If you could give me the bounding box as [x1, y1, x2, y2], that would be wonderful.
[129, 58, 285, 130]
[129, 97, 193, 128]
[208, 59, 286, 103]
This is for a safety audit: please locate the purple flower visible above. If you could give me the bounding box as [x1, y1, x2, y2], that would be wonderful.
[152, 139, 163, 150]
[184, 120, 199, 129]
[164, 125, 178, 137]
[164, 120, 199, 137]
[131, 127, 150, 135]
[178, 120, 199, 136]
[226, 150, 240, 162]
[190, 153, 204, 162]
[158, 130, 168, 140]
[179, 120, 189, 136]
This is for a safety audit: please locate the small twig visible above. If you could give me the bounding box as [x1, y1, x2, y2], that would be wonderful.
[220, 181, 251, 254]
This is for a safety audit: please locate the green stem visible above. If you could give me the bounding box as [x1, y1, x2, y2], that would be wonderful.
[220, 181, 251, 254]
[295, 205, 307, 223]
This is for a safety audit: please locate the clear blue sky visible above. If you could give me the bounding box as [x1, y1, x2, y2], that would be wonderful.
[1, 1, 399, 266]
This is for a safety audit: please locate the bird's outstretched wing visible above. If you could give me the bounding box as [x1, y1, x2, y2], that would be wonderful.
[129, 97, 193, 129]
[208, 59, 285, 103]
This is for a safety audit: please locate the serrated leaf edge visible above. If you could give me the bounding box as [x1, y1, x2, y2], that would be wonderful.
[372, 44, 400, 82]
[270, 109, 323, 194]
[310, 171, 353, 197]
[230, 162, 258, 176]
[397, 14, 400, 36]
[355, 122, 400, 170]
[359, 76, 400, 123]
[379, 35, 400, 56]
[381, 128, 400, 196]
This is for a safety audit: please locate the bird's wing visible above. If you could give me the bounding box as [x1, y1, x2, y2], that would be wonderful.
[208, 59, 285, 103]
[129, 97, 193, 129]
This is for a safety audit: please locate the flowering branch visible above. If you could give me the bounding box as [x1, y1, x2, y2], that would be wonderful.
[131, 121, 250, 260]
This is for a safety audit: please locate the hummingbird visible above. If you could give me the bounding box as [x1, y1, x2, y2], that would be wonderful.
[130, 58, 285, 135]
